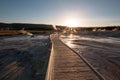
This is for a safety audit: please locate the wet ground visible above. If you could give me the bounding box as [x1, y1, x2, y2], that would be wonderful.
[60, 31, 120, 80]
[0, 35, 51, 80]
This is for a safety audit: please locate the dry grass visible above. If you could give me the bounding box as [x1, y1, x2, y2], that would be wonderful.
[0, 30, 19, 36]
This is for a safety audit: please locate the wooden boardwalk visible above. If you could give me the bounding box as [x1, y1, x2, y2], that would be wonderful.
[46, 34, 102, 80]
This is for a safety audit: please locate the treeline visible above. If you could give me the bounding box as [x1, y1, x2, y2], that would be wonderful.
[76, 26, 120, 31]
[0, 23, 119, 31]
[0, 23, 54, 30]
[55, 25, 120, 31]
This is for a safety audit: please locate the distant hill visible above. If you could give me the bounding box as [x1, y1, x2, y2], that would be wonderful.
[0, 23, 54, 30]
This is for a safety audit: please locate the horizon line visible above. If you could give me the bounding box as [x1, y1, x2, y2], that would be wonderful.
[0, 22, 120, 28]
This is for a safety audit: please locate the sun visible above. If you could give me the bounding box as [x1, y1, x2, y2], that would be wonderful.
[64, 18, 79, 27]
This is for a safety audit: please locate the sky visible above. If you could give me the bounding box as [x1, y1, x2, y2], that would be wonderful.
[0, 0, 120, 27]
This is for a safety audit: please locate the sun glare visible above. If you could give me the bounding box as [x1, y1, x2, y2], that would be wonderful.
[64, 18, 79, 27]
